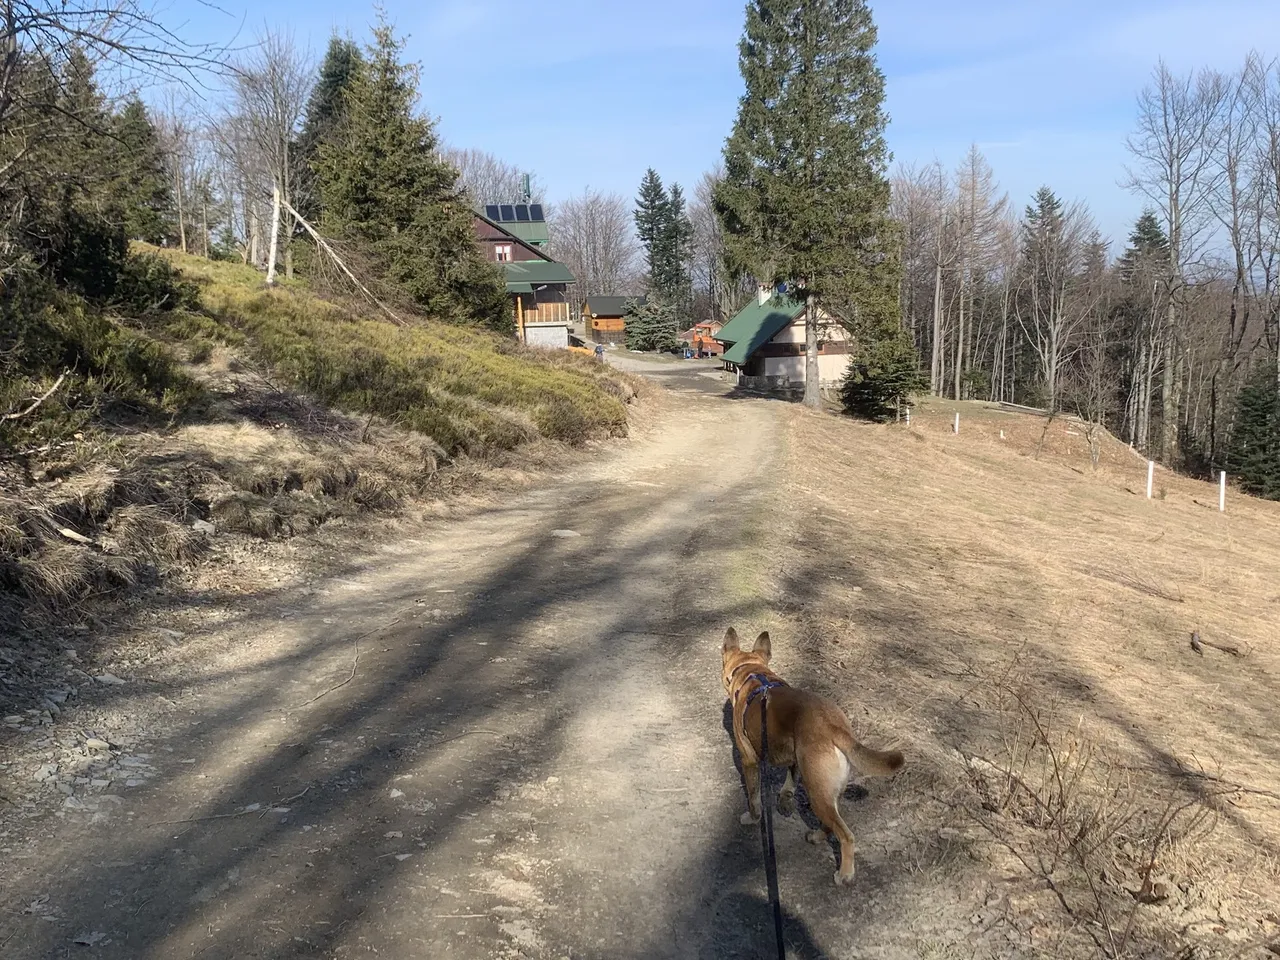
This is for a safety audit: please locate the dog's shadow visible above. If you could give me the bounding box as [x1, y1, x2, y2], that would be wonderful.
[720, 699, 868, 852]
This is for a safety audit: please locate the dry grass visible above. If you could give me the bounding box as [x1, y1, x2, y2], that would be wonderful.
[0, 463, 201, 621]
[2, 248, 645, 636]
[772, 397, 1280, 957]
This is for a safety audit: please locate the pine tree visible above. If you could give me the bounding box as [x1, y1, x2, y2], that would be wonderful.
[1117, 210, 1169, 284]
[661, 182, 694, 308]
[716, 0, 901, 409]
[623, 296, 680, 352]
[634, 168, 670, 290]
[21, 48, 128, 298]
[298, 35, 363, 221]
[112, 98, 174, 244]
[1226, 366, 1280, 500]
[314, 18, 506, 329]
[840, 325, 924, 420]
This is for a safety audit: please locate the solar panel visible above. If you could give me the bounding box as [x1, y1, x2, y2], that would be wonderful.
[484, 205, 501, 220]
[514, 204, 531, 222]
[499, 204, 515, 221]
[529, 204, 544, 221]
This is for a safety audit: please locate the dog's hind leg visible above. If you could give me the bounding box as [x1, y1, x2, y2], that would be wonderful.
[739, 762, 762, 824]
[800, 745, 857, 886]
[777, 766, 797, 816]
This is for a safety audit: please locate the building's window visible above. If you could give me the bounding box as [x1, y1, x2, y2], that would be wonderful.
[495, 244, 512, 262]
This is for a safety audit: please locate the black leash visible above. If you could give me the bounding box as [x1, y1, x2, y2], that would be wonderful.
[756, 690, 786, 959]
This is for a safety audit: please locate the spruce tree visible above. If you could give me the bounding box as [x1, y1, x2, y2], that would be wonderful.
[112, 99, 173, 244]
[314, 18, 506, 329]
[716, 0, 904, 409]
[22, 48, 128, 298]
[635, 168, 670, 290]
[1118, 209, 1169, 283]
[840, 326, 923, 420]
[298, 35, 363, 221]
[1227, 366, 1280, 500]
[661, 183, 694, 308]
[623, 296, 680, 353]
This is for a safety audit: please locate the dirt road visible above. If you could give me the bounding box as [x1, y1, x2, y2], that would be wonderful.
[1, 358, 914, 959]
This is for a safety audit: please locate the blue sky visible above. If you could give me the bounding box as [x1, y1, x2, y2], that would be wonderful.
[171, 0, 1280, 249]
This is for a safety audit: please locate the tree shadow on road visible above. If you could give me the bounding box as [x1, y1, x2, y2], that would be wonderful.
[2, 466, 879, 960]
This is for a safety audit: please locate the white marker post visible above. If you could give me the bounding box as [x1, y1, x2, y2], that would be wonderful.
[1220, 471, 1227, 512]
[905, 408, 911, 427]
[1146, 461, 1154, 499]
[953, 412, 960, 434]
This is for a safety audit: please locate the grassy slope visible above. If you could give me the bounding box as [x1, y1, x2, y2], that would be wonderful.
[1, 249, 640, 629]
[161, 251, 633, 456]
[772, 397, 1280, 956]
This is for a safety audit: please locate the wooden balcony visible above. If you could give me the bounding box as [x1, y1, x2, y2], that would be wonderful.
[521, 301, 570, 325]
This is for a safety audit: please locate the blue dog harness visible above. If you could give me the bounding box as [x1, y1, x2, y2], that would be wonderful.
[744, 672, 786, 706]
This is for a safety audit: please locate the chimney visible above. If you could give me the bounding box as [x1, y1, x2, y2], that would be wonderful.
[757, 283, 771, 306]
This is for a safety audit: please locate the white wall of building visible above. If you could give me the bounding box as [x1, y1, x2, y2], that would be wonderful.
[524, 323, 569, 349]
[769, 310, 849, 345]
[760, 353, 850, 384]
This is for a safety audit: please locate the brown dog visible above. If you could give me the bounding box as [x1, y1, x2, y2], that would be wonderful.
[722, 627, 903, 886]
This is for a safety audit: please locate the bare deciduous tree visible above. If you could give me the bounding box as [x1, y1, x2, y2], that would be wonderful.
[953, 145, 1008, 399]
[989, 212, 1020, 402]
[209, 110, 268, 264]
[1251, 56, 1280, 376]
[1125, 60, 1228, 460]
[689, 166, 752, 323]
[155, 104, 195, 253]
[548, 188, 638, 306]
[1201, 55, 1275, 457]
[1016, 192, 1099, 412]
[444, 147, 543, 206]
[926, 164, 958, 394]
[890, 162, 941, 354]
[229, 30, 313, 283]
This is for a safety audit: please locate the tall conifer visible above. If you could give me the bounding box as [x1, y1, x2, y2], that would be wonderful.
[315, 17, 506, 328]
[717, 0, 909, 409]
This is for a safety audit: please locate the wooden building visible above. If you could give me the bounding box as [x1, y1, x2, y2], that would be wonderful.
[473, 204, 575, 348]
[582, 296, 645, 345]
[679, 320, 724, 356]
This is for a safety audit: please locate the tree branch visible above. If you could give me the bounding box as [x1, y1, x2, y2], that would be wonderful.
[1, 372, 67, 422]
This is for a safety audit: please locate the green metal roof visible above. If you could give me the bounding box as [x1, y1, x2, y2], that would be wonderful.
[507, 282, 534, 293]
[502, 221, 550, 246]
[714, 296, 805, 365]
[503, 260, 575, 288]
[583, 295, 646, 317]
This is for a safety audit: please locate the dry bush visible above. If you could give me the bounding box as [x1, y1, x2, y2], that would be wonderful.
[959, 672, 1238, 959]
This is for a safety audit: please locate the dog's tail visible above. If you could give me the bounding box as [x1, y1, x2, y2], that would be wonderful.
[837, 727, 904, 778]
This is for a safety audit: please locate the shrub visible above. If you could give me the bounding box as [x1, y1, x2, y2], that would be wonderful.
[112, 251, 201, 314]
[840, 331, 924, 421]
[0, 296, 201, 451]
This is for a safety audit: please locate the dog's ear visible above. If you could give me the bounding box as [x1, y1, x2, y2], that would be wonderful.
[722, 627, 740, 653]
[753, 631, 772, 660]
